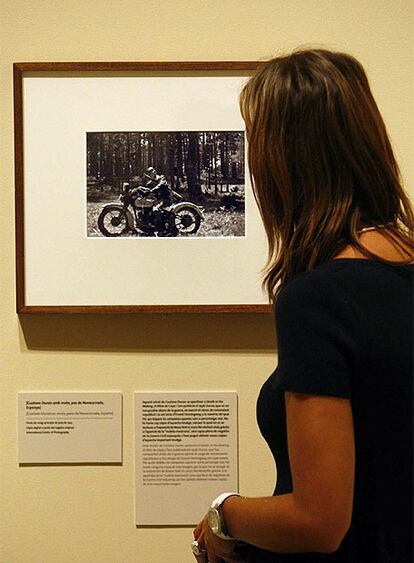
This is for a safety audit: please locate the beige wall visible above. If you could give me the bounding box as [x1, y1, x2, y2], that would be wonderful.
[0, 1, 412, 562]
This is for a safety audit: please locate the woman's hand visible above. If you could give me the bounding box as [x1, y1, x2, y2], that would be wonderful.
[193, 514, 242, 563]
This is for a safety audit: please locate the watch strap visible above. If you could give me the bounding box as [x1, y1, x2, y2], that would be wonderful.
[210, 492, 240, 509]
[209, 492, 240, 539]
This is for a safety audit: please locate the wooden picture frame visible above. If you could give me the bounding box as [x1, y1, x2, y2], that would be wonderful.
[14, 61, 271, 314]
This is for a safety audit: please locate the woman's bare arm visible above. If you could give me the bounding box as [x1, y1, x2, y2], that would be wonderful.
[221, 392, 355, 554]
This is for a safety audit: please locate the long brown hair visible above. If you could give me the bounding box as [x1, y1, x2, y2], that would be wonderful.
[239, 48, 414, 302]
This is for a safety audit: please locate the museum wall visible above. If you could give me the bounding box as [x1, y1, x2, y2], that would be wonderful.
[0, 1, 412, 562]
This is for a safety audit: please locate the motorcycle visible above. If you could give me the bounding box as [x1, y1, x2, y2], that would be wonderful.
[97, 182, 204, 237]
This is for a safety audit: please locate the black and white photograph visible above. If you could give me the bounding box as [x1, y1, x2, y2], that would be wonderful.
[87, 131, 245, 238]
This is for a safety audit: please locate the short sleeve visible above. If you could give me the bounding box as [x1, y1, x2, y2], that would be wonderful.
[273, 273, 359, 399]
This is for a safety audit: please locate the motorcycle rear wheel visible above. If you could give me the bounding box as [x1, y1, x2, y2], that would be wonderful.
[97, 205, 129, 237]
[174, 206, 201, 235]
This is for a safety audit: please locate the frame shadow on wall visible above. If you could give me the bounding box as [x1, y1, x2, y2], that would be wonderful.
[18, 313, 276, 352]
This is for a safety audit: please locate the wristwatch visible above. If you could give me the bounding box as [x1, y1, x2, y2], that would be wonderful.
[208, 492, 240, 540]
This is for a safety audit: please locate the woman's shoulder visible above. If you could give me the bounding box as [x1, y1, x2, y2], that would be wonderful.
[275, 261, 352, 317]
[276, 258, 413, 320]
[277, 260, 355, 300]
[283, 257, 412, 287]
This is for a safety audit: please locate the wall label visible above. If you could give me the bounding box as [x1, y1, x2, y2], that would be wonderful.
[18, 392, 122, 464]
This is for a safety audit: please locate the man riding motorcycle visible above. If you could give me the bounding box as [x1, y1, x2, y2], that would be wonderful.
[97, 167, 204, 238]
[142, 167, 181, 236]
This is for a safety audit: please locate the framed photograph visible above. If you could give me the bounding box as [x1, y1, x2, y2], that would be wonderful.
[14, 61, 271, 313]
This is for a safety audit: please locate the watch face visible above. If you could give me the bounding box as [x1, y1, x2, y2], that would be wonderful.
[208, 508, 220, 534]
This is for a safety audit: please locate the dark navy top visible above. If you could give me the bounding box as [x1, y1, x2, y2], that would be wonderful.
[249, 259, 413, 562]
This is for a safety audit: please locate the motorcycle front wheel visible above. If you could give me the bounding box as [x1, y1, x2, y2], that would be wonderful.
[97, 205, 129, 237]
[174, 206, 201, 235]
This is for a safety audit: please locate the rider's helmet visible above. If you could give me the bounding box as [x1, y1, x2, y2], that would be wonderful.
[144, 167, 158, 180]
